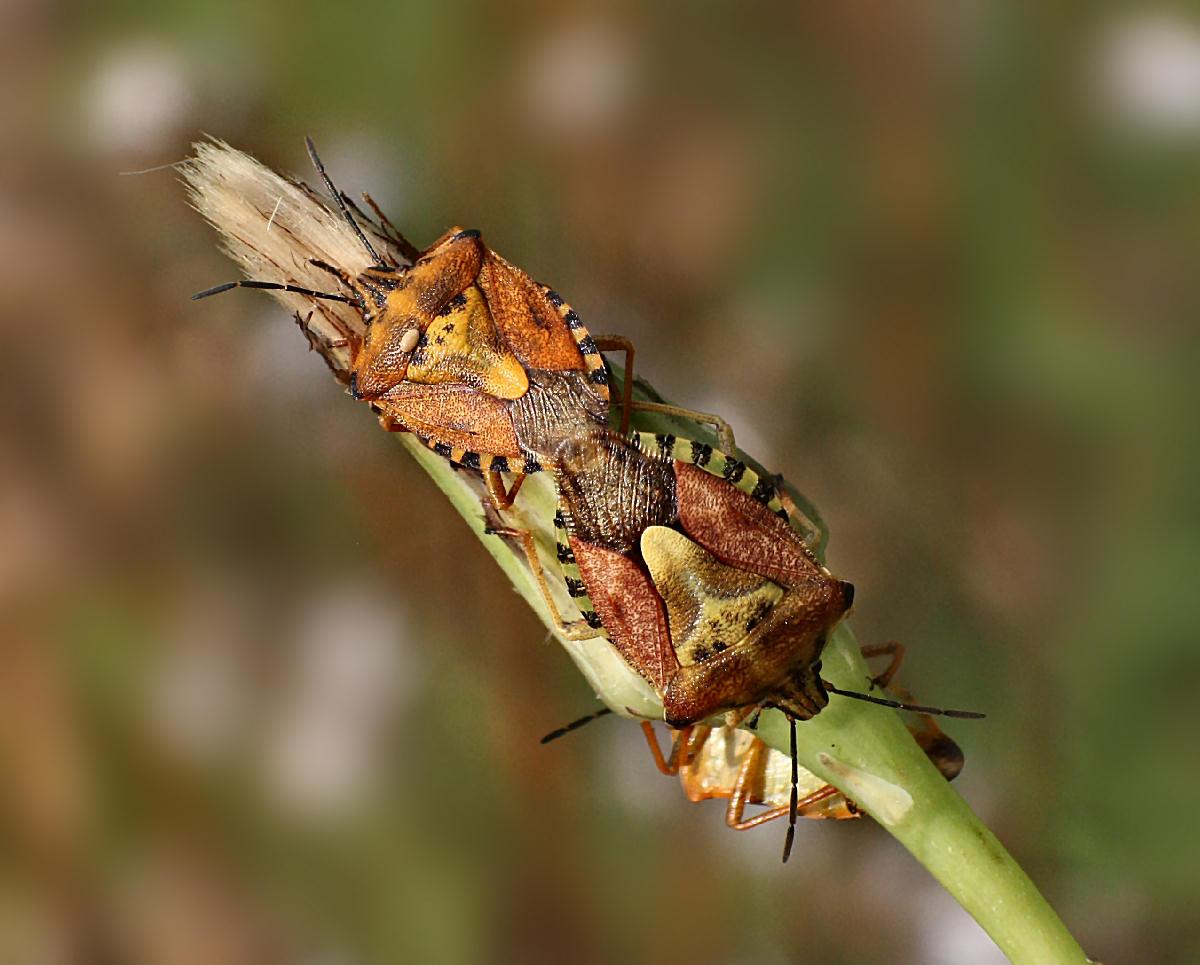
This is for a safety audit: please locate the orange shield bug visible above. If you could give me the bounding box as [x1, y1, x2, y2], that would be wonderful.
[193, 139, 627, 509]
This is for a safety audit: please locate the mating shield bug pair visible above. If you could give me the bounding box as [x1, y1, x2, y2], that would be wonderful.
[188, 139, 981, 862]
[186, 136, 742, 673]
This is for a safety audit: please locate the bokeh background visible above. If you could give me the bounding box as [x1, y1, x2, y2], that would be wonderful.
[3, 1, 1199, 962]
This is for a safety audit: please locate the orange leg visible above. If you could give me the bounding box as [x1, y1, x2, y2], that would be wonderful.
[727, 784, 843, 830]
[640, 721, 676, 775]
[484, 470, 526, 513]
[487, 524, 607, 641]
[859, 641, 905, 691]
[725, 736, 769, 827]
[723, 737, 846, 829]
[673, 726, 710, 772]
[593, 333, 736, 450]
[640, 722, 709, 776]
[593, 334, 637, 436]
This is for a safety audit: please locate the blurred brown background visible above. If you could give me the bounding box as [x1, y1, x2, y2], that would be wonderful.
[3, 1, 1199, 962]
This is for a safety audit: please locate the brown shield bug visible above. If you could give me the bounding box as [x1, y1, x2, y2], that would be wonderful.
[548, 430, 981, 857]
[553, 428, 854, 726]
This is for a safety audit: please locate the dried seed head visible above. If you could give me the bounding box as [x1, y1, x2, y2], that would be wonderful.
[180, 137, 409, 378]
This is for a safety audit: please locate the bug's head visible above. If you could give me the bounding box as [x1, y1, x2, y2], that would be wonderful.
[772, 656, 830, 722]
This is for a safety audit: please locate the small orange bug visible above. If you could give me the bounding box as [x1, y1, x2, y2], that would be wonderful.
[544, 642, 971, 856]
[649, 645, 965, 828]
[668, 706, 964, 828]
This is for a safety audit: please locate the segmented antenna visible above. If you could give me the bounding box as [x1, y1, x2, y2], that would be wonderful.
[540, 707, 613, 744]
[782, 716, 799, 863]
[192, 280, 354, 304]
[823, 683, 985, 719]
[359, 191, 423, 264]
[305, 136, 383, 266]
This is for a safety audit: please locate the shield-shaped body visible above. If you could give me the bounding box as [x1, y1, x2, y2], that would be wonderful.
[554, 430, 855, 727]
[346, 228, 612, 478]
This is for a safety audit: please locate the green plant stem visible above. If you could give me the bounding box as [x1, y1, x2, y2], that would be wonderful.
[396, 422, 1093, 965]
[755, 626, 1090, 965]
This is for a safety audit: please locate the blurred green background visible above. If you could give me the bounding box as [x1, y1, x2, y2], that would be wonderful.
[3, 1, 1199, 962]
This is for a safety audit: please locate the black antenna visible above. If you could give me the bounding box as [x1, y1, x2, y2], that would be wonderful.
[823, 682, 985, 719]
[359, 191, 422, 263]
[305, 136, 383, 265]
[782, 716, 798, 863]
[192, 280, 354, 304]
[540, 707, 613, 744]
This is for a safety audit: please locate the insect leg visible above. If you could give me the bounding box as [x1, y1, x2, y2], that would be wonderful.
[590, 335, 735, 449]
[484, 470, 527, 513]
[592, 334, 638, 435]
[724, 738, 842, 830]
[728, 787, 842, 830]
[638, 723, 689, 776]
[486, 524, 607, 641]
[624, 400, 736, 453]
[774, 485, 826, 553]
[859, 641, 905, 691]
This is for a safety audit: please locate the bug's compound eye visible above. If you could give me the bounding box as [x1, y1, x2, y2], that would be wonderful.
[398, 328, 420, 353]
[452, 228, 482, 242]
[841, 581, 855, 612]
